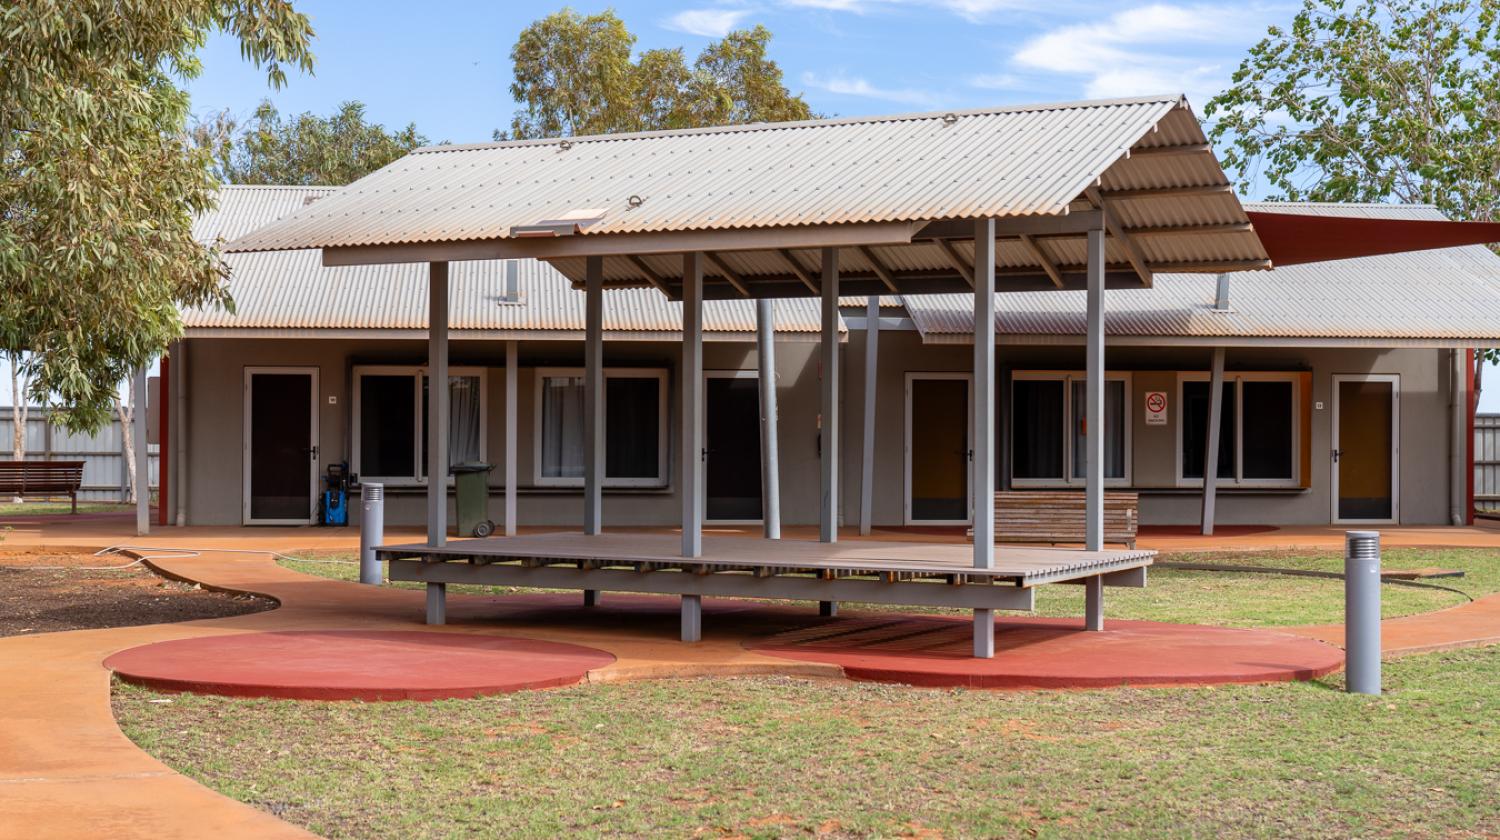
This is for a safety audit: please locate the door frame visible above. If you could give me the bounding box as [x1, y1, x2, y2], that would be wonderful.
[1331, 373, 1400, 525]
[703, 369, 763, 525]
[904, 372, 973, 526]
[242, 366, 320, 526]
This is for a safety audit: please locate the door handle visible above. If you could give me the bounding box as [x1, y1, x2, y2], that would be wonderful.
[1331, 449, 1341, 463]
[310, 445, 319, 461]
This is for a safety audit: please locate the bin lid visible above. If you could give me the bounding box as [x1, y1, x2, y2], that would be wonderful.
[449, 463, 494, 474]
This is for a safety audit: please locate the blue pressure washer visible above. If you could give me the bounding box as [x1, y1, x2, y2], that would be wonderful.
[321, 462, 349, 526]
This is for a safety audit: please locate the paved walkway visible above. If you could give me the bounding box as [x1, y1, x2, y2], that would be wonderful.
[2, 517, 1498, 839]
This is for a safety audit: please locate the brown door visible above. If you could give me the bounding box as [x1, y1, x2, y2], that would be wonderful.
[1335, 377, 1396, 522]
[245, 369, 318, 524]
[908, 376, 970, 522]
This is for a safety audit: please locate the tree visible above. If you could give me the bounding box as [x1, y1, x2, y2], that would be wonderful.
[1205, 0, 1500, 375]
[8, 353, 28, 463]
[0, 0, 315, 432]
[115, 377, 141, 505]
[505, 9, 813, 139]
[194, 100, 429, 186]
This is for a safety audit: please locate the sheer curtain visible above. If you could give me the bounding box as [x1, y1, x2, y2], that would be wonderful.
[1072, 380, 1125, 480]
[541, 376, 585, 478]
[448, 375, 482, 467]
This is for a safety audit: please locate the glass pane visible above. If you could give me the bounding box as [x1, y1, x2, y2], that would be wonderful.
[606, 377, 660, 480]
[1242, 381, 1294, 480]
[540, 376, 585, 479]
[420, 375, 485, 476]
[1012, 379, 1065, 479]
[250, 373, 312, 519]
[1182, 381, 1235, 480]
[359, 374, 415, 478]
[1071, 380, 1126, 480]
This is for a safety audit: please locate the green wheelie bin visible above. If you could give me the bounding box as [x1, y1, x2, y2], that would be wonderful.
[450, 463, 495, 537]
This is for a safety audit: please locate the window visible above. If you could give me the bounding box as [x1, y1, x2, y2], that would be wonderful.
[1011, 372, 1130, 486]
[353, 366, 487, 485]
[534, 368, 668, 488]
[1178, 373, 1299, 486]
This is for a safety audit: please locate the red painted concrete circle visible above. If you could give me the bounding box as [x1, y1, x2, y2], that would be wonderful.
[747, 615, 1344, 689]
[105, 630, 616, 701]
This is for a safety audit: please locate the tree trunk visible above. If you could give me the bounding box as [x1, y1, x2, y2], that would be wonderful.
[1475, 351, 1486, 408]
[116, 381, 137, 505]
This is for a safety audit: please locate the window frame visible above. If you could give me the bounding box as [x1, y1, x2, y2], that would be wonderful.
[1009, 370, 1133, 489]
[1174, 371, 1301, 489]
[532, 366, 670, 489]
[350, 365, 488, 487]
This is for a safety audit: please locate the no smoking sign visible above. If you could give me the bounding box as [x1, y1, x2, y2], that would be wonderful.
[1145, 391, 1168, 425]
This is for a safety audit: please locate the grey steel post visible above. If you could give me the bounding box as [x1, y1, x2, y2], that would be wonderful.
[426, 261, 449, 548]
[681, 253, 704, 558]
[134, 364, 149, 537]
[1345, 530, 1382, 695]
[1201, 347, 1226, 535]
[756, 298, 781, 539]
[1084, 224, 1105, 553]
[819, 248, 840, 543]
[504, 340, 518, 536]
[681, 594, 702, 642]
[359, 482, 385, 585]
[426, 582, 447, 626]
[973, 218, 997, 658]
[583, 255, 604, 535]
[858, 295, 879, 536]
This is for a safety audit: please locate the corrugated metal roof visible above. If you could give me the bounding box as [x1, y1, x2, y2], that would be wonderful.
[222, 96, 1267, 297]
[904, 203, 1500, 344]
[186, 187, 830, 336]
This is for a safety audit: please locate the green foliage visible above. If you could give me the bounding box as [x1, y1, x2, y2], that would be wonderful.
[505, 9, 813, 140]
[1207, 0, 1500, 219]
[195, 100, 429, 186]
[0, 0, 314, 431]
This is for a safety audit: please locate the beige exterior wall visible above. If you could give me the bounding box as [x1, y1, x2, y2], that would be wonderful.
[180, 331, 1462, 529]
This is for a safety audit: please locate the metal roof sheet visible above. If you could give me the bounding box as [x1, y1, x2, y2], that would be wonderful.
[186, 187, 830, 336]
[222, 95, 1268, 297]
[904, 203, 1500, 345]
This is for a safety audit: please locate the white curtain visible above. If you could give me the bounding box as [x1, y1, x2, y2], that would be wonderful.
[541, 376, 585, 478]
[1072, 379, 1125, 480]
[448, 375, 482, 467]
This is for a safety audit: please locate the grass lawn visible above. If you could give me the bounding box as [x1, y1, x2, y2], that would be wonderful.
[0, 500, 135, 516]
[114, 646, 1500, 839]
[278, 546, 1500, 629]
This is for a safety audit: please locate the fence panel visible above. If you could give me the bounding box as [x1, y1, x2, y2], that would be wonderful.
[0, 408, 158, 502]
[1477, 414, 1500, 513]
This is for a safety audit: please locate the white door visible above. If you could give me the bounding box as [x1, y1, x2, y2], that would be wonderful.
[1331, 374, 1399, 524]
[243, 367, 320, 525]
[904, 373, 972, 525]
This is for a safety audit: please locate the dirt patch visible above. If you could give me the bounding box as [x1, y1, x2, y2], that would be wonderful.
[0, 549, 273, 637]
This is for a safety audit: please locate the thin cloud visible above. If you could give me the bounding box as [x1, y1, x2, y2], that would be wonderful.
[968, 72, 1020, 90]
[800, 71, 938, 106]
[663, 8, 754, 37]
[779, 0, 1032, 20]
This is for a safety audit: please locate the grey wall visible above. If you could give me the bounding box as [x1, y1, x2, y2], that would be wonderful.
[182, 332, 1461, 528]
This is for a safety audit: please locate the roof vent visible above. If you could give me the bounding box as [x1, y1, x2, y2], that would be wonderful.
[1213, 274, 1231, 311]
[510, 207, 608, 238]
[941, 113, 959, 126]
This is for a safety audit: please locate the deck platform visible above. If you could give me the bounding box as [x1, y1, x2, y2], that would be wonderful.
[380, 532, 1154, 645]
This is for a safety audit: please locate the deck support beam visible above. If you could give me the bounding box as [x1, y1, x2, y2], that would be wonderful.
[425, 582, 446, 625]
[819, 601, 838, 617]
[584, 589, 599, 607]
[583, 255, 604, 535]
[1085, 225, 1105, 555]
[1201, 347, 1227, 536]
[973, 218, 998, 658]
[504, 340, 518, 536]
[819, 248, 840, 544]
[859, 296, 880, 536]
[427, 261, 449, 548]
[1084, 575, 1104, 631]
[681, 253, 705, 557]
[681, 594, 702, 642]
[756, 299, 781, 539]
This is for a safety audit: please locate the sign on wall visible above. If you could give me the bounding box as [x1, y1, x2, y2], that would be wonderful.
[1144, 391, 1168, 426]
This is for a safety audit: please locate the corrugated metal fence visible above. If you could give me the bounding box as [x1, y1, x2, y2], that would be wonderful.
[1477, 414, 1500, 513]
[0, 407, 159, 502]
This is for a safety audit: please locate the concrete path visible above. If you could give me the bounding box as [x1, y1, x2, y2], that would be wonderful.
[2, 517, 1498, 839]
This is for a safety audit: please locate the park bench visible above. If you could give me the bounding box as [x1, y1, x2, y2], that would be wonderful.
[979, 490, 1139, 549]
[0, 461, 86, 513]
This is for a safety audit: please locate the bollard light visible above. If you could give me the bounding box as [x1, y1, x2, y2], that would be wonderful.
[1344, 530, 1381, 695]
[360, 482, 385, 586]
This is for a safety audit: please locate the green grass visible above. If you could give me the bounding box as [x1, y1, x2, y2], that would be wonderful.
[113, 646, 1500, 839]
[278, 547, 1500, 629]
[0, 500, 135, 516]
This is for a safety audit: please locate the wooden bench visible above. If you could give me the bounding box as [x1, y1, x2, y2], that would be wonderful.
[980, 491, 1139, 549]
[0, 461, 86, 513]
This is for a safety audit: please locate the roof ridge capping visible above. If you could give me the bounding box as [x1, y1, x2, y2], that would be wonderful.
[416, 93, 1190, 155]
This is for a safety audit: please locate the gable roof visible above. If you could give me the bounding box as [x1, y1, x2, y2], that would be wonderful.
[187, 186, 832, 338]
[904, 203, 1500, 347]
[222, 95, 1268, 298]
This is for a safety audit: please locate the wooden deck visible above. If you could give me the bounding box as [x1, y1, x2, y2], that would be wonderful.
[380, 532, 1154, 618]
